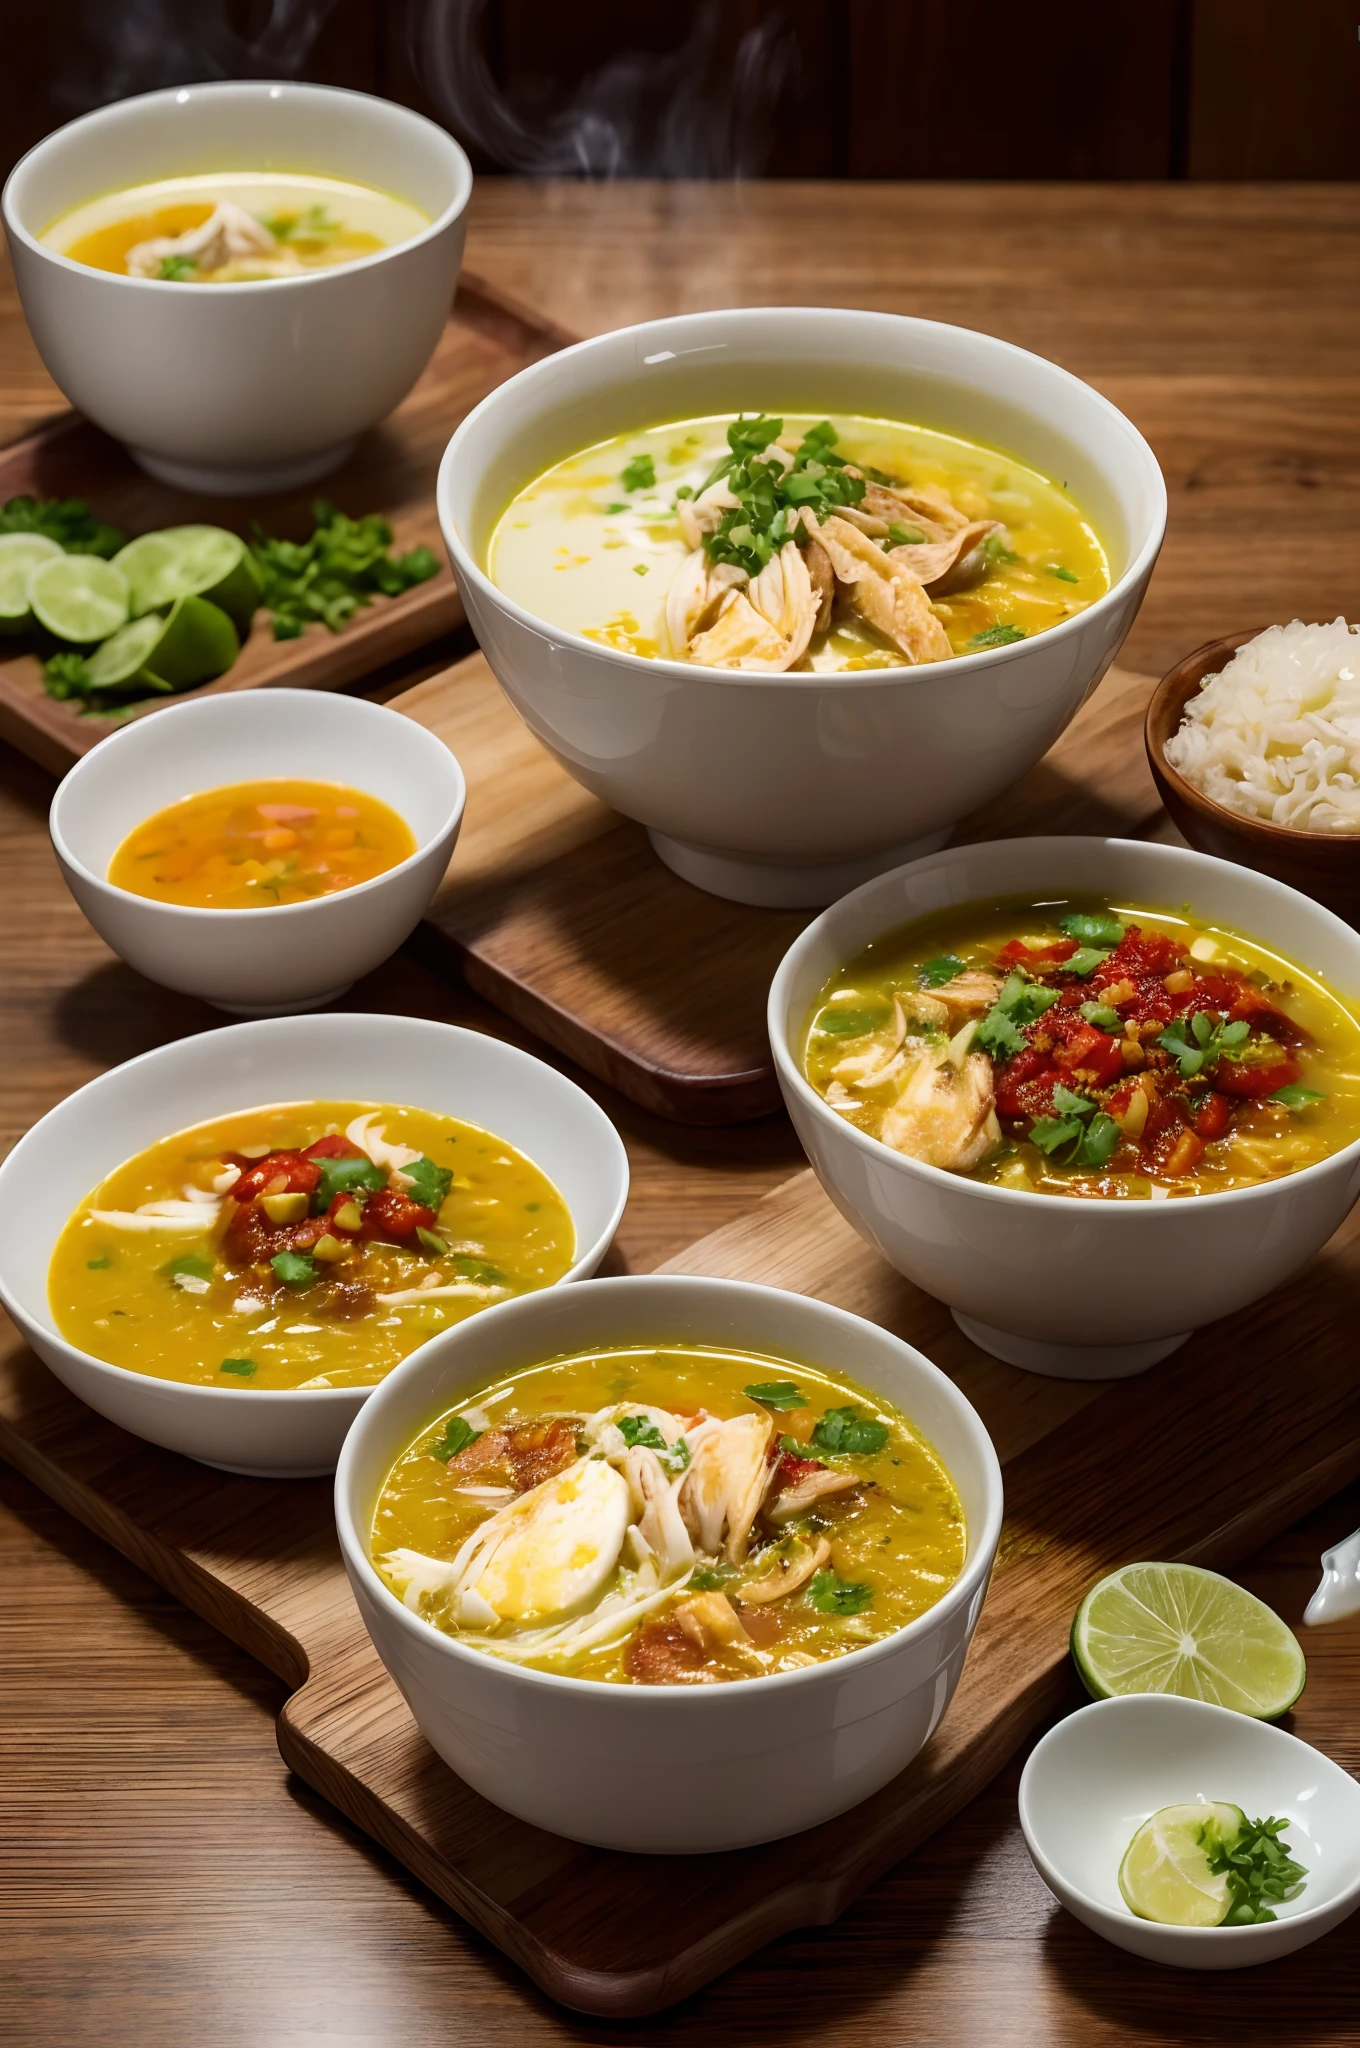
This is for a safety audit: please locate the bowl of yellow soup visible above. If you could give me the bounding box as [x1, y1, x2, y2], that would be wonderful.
[0, 1013, 629, 1476]
[50, 688, 465, 1013]
[437, 306, 1165, 908]
[769, 836, 1360, 1379]
[2, 82, 471, 493]
[334, 1272, 1003, 1851]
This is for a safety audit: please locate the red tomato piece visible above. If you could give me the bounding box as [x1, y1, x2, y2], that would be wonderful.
[1227, 984, 1305, 1046]
[1162, 1129, 1206, 1178]
[1193, 1091, 1234, 1139]
[773, 1451, 825, 1489]
[230, 1149, 322, 1202]
[1100, 925, 1186, 980]
[1215, 1056, 1302, 1100]
[302, 1134, 369, 1161]
[1054, 1023, 1123, 1088]
[996, 936, 1078, 969]
[360, 1187, 437, 1242]
[994, 1046, 1061, 1121]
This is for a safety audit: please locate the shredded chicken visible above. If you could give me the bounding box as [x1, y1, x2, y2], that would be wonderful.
[126, 200, 277, 279]
[683, 540, 818, 672]
[766, 1471, 863, 1525]
[814, 516, 954, 664]
[735, 1535, 832, 1604]
[878, 1048, 1002, 1173]
[678, 1412, 775, 1564]
[929, 970, 1005, 1029]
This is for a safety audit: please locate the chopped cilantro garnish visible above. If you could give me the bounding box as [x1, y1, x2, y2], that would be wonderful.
[810, 1406, 889, 1456]
[621, 454, 656, 492]
[43, 652, 93, 699]
[980, 532, 1018, 565]
[616, 1415, 690, 1472]
[807, 1570, 874, 1616]
[271, 1249, 319, 1288]
[1030, 1105, 1120, 1169]
[1158, 1011, 1250, 1079]
[312, 1153, 386, 1209]
[1062, 946, 1111, 978]
[1, 493, 123, 556]
[975, 1006, 1028, 1060]
[402, 1155, 453, 1212]
[886, 522, 928, 546]
[451, 1255, 508, 1286]
[415, 1226, 448, 1257]
[1051, 1083, 1096, 1118]
[814, 1006, 887, 1037]
[428, 1414, 482, 1461]
[690, 1566, 726, 1591]
[1271, 1083, 1326, 1110]
[1058, 912, 1125, 947]
[86, 1256, 111, 1270]
[250, 499, 439, 642]
[700, 416, 868, 577]
[157, 255, 197, 282]
[997, 973, 1060, 1025]
[604, 501, 629, 514]
[220, 1358, 256, 1377]
[969, 623, 1026, 648]
[1080, 1002, 1122, 1029]
[744, 1380, 807, 1410]
[162, 1252, 214, 1281]
[632, 562, 649, 575]
[1048, 564, 1080, 583]
[919, 953, 966, 988]
[1207, 1815, 1308, 1924]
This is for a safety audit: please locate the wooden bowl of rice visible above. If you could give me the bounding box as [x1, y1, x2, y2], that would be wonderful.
[1147, 627, 1360, 926]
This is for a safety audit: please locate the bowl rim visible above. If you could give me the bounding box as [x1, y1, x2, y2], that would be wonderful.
[48, 688, 467, 929]
[1146, 626, 1360, 853]
[435, 303, 1167, 696]
[1018, 1693, 1360, 1940]
[0, 1011, 630, 1410]
[1, 79, 474, 296]
[767, 831, 1360, 1218]
[333, 1269, 1005, 1705]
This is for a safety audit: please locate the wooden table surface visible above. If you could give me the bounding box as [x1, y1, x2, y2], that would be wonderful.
[3, 180, 1359, 2046]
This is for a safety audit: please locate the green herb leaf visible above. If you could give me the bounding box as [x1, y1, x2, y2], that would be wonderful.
[810, 1406, 889, 1457]
[1158, 1011, 1247, 1079]
[220, 1358, 256, 1378]
[1051, 1084, 1096, 1118]
[919, 953, 966, 988]
[1058, 912, 1125, 947]
[778, 1434, 811, 1456]
[451, 1254, 508, 1287]
[1029, 1114, 1086, 1156]
[604, 501, 629, 514]
[814, 1006, 887, 1038]
[1048, 564, 1080, 583]
[415, 1226, 448, 1257]
[1272, 1083, 1327, 1110]
[1063, 946, 1111, 978]
[980, 531, 1018, 565]
[690, 1566, 726, 1591]
[700, 415, 866, 577]
[621, 454, 656, 493]
[271, 1250, 319, 1288]
[1, 494, 123, 557]
[312, 1153, 386, 1209]
[251, 499, 438, 643]
[1206, 1815, 1307, 1925]
[998, 973, 1060, 1025]
[806, 1570, 875, 1616]
[402, 1155, 453, 1212]
[86, 1255, 111, 1270]
[161, 1251, 214, 1281]
[975, 1005, 1028, 1060]
[1076, 1111, 1121, 1169]
[617, 1414, 668, 1451]
[43, 652, 93, 700]
[886, 522, 928, 546]
[157, 255, 197, 281]
[428, 1414, 482, 1462]
[1080, 1002, 1122, 1029]
[744, 1380, 808, 1411]
[968, 623, 1026, 648]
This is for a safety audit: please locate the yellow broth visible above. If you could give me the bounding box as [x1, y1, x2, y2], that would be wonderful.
[50, 1100, 575, 1390]
[489, 412, 1107, 668]
[107, 778, 417, 909]
[372, 1343, 966, 1684]
[804, 897, 1360, 1199]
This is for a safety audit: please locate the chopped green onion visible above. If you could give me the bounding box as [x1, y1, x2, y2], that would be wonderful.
[220, 1358, 256, 1378]
[621, 454, 656, 492]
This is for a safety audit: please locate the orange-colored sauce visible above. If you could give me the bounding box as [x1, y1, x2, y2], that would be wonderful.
[66, 203, 216, 274]
[108, 778, 417, 909]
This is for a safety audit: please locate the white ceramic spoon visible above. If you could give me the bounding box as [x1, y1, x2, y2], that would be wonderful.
[1304, 1527, 1360, 1626]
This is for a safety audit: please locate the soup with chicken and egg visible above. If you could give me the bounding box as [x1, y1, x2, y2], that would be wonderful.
[490, 412, 1108, 674]
[44, 173, 428, 284]
[373, 1344, 966, 1684]
[50, 1100, 574, 1390]
[804, 898, 1360, 1198]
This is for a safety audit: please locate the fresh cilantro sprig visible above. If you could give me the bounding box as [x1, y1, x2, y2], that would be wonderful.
[1030, 1086, 1121, 1170]
[698, 417, 868, 578]
[1158, 1010, 1250, 1079]
[402, 1155, 453, 1212]
[620, 453, 656, 492]
[744, 1381, 808, 1411]
[271, 1249, 319, 1288]
[311, 1153, 386, 1210]
[814, 1005, 889, 1038]
[250, 499, 438, 641]
[616, 1414, 691, 1472]
[1080, 1001, 1122, 1029]
[919, 953, 966, 988]
[1058, 910, 1125, 947]
[1207, 1815, 1307, 1924]
[810, 1406, 889, 1457]
[0, 493, 123, 556]
[807, 1570, 874, 1616]
[1272, 1082, 1326, 1111]
[975, 972, 1058, 1059]
[428, 1414, 482, 1462]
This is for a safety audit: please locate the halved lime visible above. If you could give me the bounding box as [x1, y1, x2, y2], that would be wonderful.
[142, 594, 239, 688]
[0, 532, 63, 633]
[28, 553, 130, 643]
[1119, 1802, 1244, 1926]
[113, 525, 261, 633]
[1072, 1562, 1306, 1719]
[80, 614, 174, 692]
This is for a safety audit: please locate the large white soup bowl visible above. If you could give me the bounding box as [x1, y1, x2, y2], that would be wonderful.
[3, 82, 471, 493]
[769, 836, 1360, 1379]
[335, 1273, 1003, 1853]
[438, 306, 1165, 908]
[50, 689, 466, 1016]
[0, 1014, 628, 1478]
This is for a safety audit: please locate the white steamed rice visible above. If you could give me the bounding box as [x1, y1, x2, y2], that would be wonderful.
[1164, 618, 1360, 833]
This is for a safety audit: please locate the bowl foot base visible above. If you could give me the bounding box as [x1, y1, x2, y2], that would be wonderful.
[648, 827, 954, 909]
[128, 439, 358, 497]
[952, 1311, 1190, 1380]
[209, 983, 354, 1017]
[198, 1458, 338, 1478]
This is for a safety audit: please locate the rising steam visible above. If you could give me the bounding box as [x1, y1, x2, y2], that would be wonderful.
[57, 0, 336, 110]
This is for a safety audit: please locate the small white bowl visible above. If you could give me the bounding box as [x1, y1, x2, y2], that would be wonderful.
[1019, 1695, 1360, 1968]
[768, 835, 1360, 1379]
[437, 305, 1165, 908]
[335, 1272, 1004, 1853]
[51, 688, 465, 1015]
[2, 81, 471, 493]
[0, 1013, 629, 1478]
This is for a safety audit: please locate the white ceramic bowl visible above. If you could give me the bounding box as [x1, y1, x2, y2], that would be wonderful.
[2, 82, 471, 493]
[1019, 1695, 1360, 1969]
[769, 835, 1360, 1379]
[437, 306, 1165, 908]
[335, 1272, 1003, 1853]
[50, 688, 465, 1015]
[0, 1014, 628, 1478]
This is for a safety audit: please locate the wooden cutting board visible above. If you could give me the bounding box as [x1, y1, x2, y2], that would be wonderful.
[0, 275, 574, 776]
[400, 654, 1168, 1124]
[3, 1164, 1356, 2018]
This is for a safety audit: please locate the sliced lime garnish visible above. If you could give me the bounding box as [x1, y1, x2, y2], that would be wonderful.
[0, 532, 64, 633]
[28, 553, 131, 643]
[144, 594, 240, 688]
[114, 525, 261, 633]
[1071, 1561, 1306, 1719]
[81, 613, 171, 691]
[1119, 1802, 1244, 1926]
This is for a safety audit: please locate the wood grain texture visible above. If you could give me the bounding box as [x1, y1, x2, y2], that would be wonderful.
[0, 276, 570, 774]
[4, 1164, 1360, 2016]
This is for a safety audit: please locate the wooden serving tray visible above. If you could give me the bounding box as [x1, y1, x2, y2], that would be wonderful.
[2, 1166, 1357, 2017]
[398, 653, 1168, 1125]
[0, 275, 573, 776]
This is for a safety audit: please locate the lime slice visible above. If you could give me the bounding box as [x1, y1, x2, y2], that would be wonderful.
[80, 614, 174, 692]
[1072, 1562, 1306, 1718]
[145, 594, 240, 689]
[0, 532, 64, 633]
[1119, 1802, 1244, 1926]
[28, 554, 130, 643]
[113, 526, 261, 633]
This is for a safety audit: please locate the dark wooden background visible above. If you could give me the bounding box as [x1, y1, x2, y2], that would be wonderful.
[5, 0, 1359, 185]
